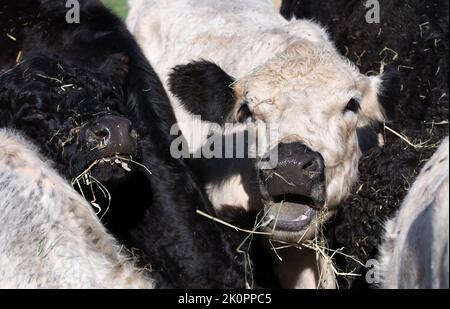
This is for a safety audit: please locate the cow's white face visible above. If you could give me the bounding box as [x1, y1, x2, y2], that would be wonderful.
[230, 40, 394, 241]
[168, 40, 399, 243]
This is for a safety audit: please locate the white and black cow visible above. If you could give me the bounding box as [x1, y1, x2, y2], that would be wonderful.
[0, 130, 153, 289]
[378, 137, 449, 289]
[128, 0, 399, 288]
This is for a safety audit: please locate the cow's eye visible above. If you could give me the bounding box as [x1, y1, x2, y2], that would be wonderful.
[236, 103, 253, 123]
[344, 98, 361, 114]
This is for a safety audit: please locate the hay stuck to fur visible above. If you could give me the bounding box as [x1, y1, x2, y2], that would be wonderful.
[6, 33, 16, 41]
[71, 155, 152, 219]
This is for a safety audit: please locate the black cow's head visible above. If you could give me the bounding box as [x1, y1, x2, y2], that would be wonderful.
[0, 53, 155, 229]
[0, 53, 141, 182]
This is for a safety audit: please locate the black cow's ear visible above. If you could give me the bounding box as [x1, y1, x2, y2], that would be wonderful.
[378, 67, 401, 121]
[168, 60, 236, 125]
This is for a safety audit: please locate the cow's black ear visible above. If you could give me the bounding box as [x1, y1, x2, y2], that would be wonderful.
[168, 60, 236, 125]
[280, 0, 311, 21]
[378, 67, 401, 121]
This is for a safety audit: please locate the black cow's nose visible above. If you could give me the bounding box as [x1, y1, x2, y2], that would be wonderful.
[260, 142, 326, 208]
[81, 115, 138, 157]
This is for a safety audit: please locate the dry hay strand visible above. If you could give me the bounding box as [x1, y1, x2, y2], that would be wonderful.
[266, 207, 364, 289]
[198, 199, 364, 289]
[58, 126, 83, 152]
[197, 201, 286, 289]
[35, 73, 63, 84]
[15, 50, 22, 63]
[119, 245, 154, 275]
[6, 33, 16, 41]
[196, 210, 273, 236]
[384, 124, 438, 150]
[71, 155, 152, 219]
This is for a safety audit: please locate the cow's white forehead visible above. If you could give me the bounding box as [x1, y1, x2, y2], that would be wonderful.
[239, 40, 362, 105]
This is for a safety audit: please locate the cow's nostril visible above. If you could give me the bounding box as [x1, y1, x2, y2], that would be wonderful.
[302, 160, 314, 170]
[92, 128, 109, 140]
[86, 127, 110, 144]
[81, 115, 138, 157]
[261, 142, 326, 208]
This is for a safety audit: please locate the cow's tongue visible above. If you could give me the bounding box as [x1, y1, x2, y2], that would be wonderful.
[262, 202, 316, 232]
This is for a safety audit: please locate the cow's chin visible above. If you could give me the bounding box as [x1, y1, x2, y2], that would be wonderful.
[90, 162, 130, 183]
[260, 201, 330, 243]
[80, 155, 143, 184]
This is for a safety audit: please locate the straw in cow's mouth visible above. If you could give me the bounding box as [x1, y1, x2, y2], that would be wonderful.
[198, 200, 365, 289]
[266, 208, 365, 289]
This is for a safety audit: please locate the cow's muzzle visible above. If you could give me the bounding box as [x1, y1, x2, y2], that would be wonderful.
[260, 142, 326, 233]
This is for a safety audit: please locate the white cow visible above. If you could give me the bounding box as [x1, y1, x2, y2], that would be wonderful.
[128, 0, 399, 288]
[379, 137, 449, 289]
[0, 130, 154, 289]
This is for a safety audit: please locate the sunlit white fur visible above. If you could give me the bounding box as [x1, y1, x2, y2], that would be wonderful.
[379, 137, 449, 289]
[0, 130, 154, 289]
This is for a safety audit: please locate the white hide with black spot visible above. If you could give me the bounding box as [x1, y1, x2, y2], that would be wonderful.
[127, 0, 396, 290]
[128, 0, 389, 217]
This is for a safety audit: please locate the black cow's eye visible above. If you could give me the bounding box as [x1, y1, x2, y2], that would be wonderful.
[344, 98, 361, 113]
[236, 103, 252, 123]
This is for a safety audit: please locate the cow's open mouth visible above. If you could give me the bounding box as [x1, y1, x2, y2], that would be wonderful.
[258, 143, 327, 238]
[90, 155, 134, 181]
[95, 155, 136, 172]
[261, 194, 321, 233]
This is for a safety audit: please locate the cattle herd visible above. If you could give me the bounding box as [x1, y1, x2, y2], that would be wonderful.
[0, 0, 448, 289]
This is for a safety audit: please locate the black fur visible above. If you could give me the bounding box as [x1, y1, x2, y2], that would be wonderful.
[378, 68, 401, 121]
[0, 0, 247, 288]
[169, 60, 237, 125]
[0, 53, 130, 177]
[280, 0, 449, 288]
[357, 125, 380, 154]
[280, 0, 310, 20]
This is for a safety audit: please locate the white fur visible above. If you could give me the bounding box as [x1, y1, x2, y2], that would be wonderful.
[0, 130, 154, 289]
[272, 0, 283, 12]
[273, 247, 336, 289]
[379, 137, 449, 289]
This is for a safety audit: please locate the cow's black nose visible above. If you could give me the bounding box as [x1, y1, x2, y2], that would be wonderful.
[260, 142, 326, 209]
[81, 115, 138, 157]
